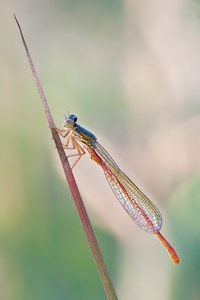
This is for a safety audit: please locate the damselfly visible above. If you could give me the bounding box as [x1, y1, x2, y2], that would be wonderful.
[58, 114, 179, 265]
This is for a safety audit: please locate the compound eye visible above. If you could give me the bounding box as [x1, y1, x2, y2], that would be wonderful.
[68, 114, 77, 123]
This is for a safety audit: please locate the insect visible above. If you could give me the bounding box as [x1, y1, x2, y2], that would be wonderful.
[57, 114, 179, 265]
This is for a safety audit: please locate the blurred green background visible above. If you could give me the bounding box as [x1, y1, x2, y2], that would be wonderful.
[1, 0, 200, 299]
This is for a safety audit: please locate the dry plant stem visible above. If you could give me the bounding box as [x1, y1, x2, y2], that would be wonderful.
[14, 15, 118, 300]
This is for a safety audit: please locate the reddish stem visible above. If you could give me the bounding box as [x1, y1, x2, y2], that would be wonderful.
[14, 14, 118, 300]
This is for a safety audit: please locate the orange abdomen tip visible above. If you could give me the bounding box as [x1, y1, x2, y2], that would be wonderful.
[156, 232, 180, 265]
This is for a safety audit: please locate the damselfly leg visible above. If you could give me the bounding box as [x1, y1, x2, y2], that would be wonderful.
[57, 128, 85, 169]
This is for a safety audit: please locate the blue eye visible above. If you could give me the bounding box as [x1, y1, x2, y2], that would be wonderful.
[68, 114, 77, 123]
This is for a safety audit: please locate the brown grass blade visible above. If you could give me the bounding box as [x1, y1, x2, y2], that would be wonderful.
[14, 14, 118, 300]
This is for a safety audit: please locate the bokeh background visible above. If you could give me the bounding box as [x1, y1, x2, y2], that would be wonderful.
[1, 0, 200, 299]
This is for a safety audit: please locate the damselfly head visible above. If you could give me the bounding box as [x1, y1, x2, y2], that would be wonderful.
[62, 114, 77, 129]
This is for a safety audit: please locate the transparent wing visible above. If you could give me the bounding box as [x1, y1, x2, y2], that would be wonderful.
[94, 142, 162, 233]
